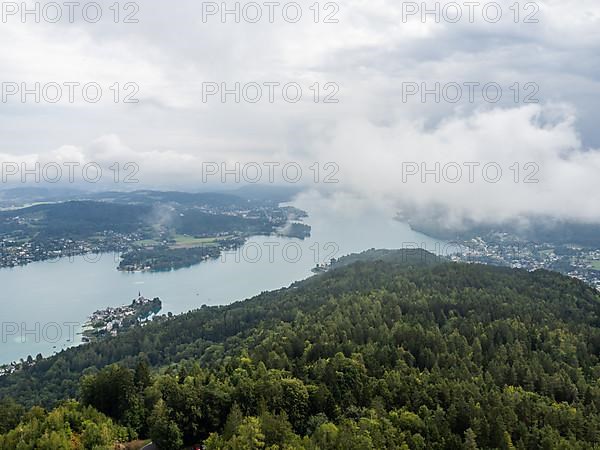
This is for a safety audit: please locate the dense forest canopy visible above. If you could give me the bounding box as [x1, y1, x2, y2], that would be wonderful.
[2, 250, 600, 448]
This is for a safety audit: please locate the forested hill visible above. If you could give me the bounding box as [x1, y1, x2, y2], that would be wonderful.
[3, 250, 600, 448]
[330, 247, 441, 268]
[0, 249, 439, 407]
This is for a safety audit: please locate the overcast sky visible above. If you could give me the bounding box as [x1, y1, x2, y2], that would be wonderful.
[0, 0, 599, 228]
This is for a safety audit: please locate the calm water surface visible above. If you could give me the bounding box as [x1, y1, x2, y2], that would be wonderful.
[0, 195, 444, 364]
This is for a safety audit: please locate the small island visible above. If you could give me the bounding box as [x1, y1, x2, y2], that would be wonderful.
[82, 294, 162, 342]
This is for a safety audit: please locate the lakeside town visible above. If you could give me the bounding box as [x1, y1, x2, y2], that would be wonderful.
[449, 233, 600, 290]
[0, 294, 164, 377]
[0, 198, 310, 270]
[0, 232, 140, 268]
[82, 294, 163, 342]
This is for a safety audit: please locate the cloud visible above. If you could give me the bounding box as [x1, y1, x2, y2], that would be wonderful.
[0, 0, 599, 229]
[315, 103, 600, 226]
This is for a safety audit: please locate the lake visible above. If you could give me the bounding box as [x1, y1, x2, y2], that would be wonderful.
[0, 193, 445, 364]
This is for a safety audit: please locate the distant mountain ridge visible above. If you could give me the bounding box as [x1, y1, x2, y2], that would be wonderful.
[0, 186, 299, 209]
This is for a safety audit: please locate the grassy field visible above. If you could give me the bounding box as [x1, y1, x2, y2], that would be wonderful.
[135, 238, 162, 247]
[134, 234, 230, 249]
[589, 260, 600, 270]
[170, 234, 223, 249]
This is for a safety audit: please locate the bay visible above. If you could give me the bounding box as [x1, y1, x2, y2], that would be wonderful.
[0, 195, 445, 364]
